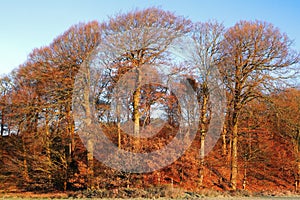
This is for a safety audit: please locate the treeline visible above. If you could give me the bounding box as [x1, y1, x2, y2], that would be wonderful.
[0, 8, 299, 193]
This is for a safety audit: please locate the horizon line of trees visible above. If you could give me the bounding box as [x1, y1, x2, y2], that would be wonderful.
[0, 7, 299, 192]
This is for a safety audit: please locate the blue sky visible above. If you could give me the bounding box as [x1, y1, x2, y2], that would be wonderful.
[1, 0, 300, 76]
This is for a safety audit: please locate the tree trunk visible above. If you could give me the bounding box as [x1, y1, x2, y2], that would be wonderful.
[22, 136, 30, 182]
[199, 92, 208, 186]
[228, 133, 232, 164]
[117, 100, 121, 149]
[296, 160, 300, 192]
[81, 60, 94, 189]
[23, 157, 29, 182]
[243, 164, 247, 190]
[295, 129, 300, 192]
[45, 111, 52, 181]
[230, 120, 238, 190]
[142, 85, 151, 128]
[199, 133, 205, 186]
[117, 121, 121, 149]
[133, 68, 141, 149]
[222, 124, 227, 156]
[87, 139, 94, 189]
[142, 102, 151, 128]
[66, 105, 75, 155]
[1, 109, 4, 136]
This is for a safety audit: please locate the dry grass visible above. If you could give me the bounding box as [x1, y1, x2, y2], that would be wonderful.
[1, 188, 300, 200]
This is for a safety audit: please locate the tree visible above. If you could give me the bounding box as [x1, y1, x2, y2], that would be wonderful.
[98, 7, 191, 149]
[48, 21, 100, 190]
[180, 20, 225, 186]
[219, 20, 299, 190]
[0, 21, 101, 190]
[270, 88, 300, 191]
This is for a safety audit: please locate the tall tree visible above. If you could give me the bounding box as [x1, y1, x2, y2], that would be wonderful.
[99, 7, 191, 148]
[2, 21, 101, 190]
[50, 21, 100, 190]
[219, 20, 299, 190]
[182, 21, 225, 186]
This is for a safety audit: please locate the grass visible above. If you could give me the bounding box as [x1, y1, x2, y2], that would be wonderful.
[1, 188, 300, 200]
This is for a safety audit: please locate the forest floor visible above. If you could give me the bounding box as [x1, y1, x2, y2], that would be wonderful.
[1, 191, 300, 200]
[1, 197, 300, 200]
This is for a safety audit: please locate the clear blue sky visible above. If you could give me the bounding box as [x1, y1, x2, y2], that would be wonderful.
[1, 0, 299, 76]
